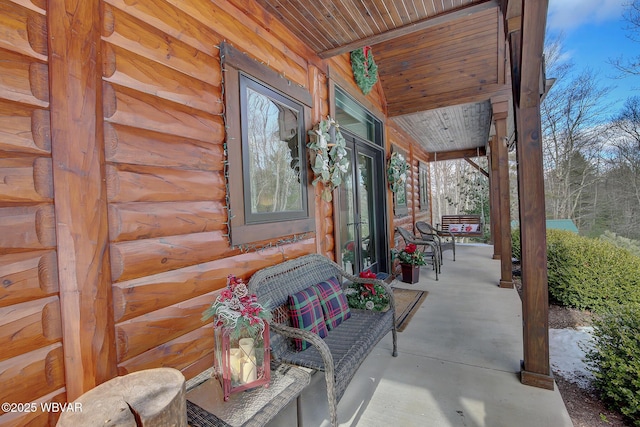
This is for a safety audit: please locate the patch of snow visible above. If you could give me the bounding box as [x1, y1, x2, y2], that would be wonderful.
[549, 327, 595, 389]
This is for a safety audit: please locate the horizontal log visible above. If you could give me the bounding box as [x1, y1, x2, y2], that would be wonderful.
[0, 251, 58, 308]
[104, 122, 223, 170]
[103, 42, 222, 115]
[181, 352, 215, 382]
[0, 296, 61, 362]
[0, 388, 66, 427]
[115, 291, 216, 362]
[104, 0, 221, 62]
[0, 1, 47, 61]
[0, 157, 52, 203]
[0, 205, 56, 251]
[280, 237, 316, 261]
[108, 201, 226, 243]
[112, 246, 287, 322]
[103, 82, 224, 144]
[110, 230, 235, 282]
[163, 0, 308, 86]
[0, 100, 50, 156]
[105, 164, 225, 203]
[0, 343, 65, 410]
[118, 324, 214, 375]
[0, 48, 48, 108]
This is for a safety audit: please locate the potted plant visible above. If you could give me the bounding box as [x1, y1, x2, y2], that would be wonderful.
[394, 243, 427, 283]
[344, 270, 390, 311]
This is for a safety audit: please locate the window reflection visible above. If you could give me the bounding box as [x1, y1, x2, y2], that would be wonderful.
[246, 87, 303, 215]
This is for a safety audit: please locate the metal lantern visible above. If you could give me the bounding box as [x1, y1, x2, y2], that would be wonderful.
[214, 323, 270, 401]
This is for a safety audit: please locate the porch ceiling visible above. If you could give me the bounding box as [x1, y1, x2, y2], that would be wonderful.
[253, 0, 509, 156]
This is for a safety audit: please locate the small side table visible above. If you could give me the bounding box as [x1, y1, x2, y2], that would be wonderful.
[185, 363, 311, 427]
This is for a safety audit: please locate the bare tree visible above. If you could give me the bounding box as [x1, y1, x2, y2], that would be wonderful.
[610, 0, 640, 76]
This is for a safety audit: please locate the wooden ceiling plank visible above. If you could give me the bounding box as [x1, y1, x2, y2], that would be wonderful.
[387, 83, 504, 115]
[377, 36, 498, 76]
[254, 0, 333, 51]
[335, 0, 377, 36]
[324, 0, 370, 40]
[318, 0, 497, 58]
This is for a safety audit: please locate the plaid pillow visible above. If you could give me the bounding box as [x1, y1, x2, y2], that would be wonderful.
[313, 277, 351, 330]
[289, 287, 328, 351]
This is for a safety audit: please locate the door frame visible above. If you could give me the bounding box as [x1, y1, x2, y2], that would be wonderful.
[328, 81, 390, 275]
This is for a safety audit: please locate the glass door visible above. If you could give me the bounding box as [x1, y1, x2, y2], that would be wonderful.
[338, 134, 387, 275]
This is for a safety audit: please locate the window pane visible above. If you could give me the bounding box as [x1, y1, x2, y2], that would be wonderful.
[335, 88, 378, 143]
[246, 87, 303, 215]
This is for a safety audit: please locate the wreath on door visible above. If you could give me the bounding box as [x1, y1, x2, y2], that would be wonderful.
[387, 151, 409, 193]
[351, 47, 378, 95]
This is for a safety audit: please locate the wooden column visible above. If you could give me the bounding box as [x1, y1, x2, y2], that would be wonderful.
[512, 0, 553, 390]
[49, 0, 118, 399]
[489, 136, 501, 258]
[494, 109, 513, 289]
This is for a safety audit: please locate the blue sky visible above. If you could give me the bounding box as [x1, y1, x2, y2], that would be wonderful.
[547, 0, 640, 116]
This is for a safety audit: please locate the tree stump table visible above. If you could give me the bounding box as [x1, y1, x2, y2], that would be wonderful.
[57, 368, 186, 426]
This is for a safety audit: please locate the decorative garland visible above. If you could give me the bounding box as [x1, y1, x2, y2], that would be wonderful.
[202, 274, 271, 339]
[387, 151, 409, 193]
[351, 47, 378, 95]
[307, 116, 349, 202]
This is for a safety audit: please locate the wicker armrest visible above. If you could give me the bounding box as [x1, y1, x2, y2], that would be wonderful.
[269, 322, 335, 370]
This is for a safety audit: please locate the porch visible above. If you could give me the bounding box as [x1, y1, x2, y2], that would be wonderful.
[266, 244, 572, 426]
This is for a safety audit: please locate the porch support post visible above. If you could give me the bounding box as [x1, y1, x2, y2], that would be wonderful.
[493, 106, 513, 289]
[512, 0, 553, 389]
[49, 0, 118, 399]
[489, 136, 501, 258]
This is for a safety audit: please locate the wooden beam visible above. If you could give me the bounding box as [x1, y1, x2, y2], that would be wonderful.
[514, 0, 553, 390]
[428, 147, 486, 162]
[495, 117, 513, 288]
[489, 137, 501, 257]
[49, 0, 118, 399]
[318, 0, 499, 58]
[463, 157, 489, 178]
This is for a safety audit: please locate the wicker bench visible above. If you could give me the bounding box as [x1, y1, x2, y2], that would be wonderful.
[440, 214, 484, 238]
[247, 254, 397, 427]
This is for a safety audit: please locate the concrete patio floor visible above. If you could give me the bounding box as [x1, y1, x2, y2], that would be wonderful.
[269, 244, 573, 427]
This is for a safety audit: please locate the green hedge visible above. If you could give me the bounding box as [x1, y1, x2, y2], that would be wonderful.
[546, 229, 640, 313]
[511, 228, 640, 313]
[585, 305, 640, 426]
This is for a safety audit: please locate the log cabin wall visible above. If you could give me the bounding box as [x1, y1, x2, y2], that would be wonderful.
[0, 0, 67, 425]
[388, 122, 431, 252]
[0, 0, 422, 424]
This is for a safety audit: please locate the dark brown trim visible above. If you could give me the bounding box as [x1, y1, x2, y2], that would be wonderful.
[428, 147, 487, 162]
[221, 43, 313, 108]
[49, 0, 117, 399]
[223, 52, 315, 247]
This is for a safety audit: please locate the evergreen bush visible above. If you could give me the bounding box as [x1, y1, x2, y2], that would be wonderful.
[546, 229, 640, 313]
[585, 305, 640, 426]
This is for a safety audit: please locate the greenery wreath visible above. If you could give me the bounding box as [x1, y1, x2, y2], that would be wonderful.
[387, 151, 409, 193]
[307, 116, 349, 202]
[351, 47, 378, 95]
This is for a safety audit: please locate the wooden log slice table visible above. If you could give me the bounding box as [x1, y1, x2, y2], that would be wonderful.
[185, 363, 310, 427]
[57, 367, 186, 426]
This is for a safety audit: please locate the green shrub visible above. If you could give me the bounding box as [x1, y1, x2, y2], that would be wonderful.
[585, 305, 640, 426]
[511, 228, 521, 261]
[546, 229, 640, 313]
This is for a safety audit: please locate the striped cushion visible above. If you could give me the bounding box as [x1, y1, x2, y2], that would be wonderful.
[313, 277, 351, 330]
[289, 287, 328, 351]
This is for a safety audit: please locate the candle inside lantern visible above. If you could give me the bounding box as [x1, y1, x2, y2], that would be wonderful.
[239, 337, 255, 359]
[229, 348, 242, 382]
[241, 356, 257, 383]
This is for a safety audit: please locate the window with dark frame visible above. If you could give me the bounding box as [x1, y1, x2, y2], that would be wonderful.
[392, 145, 409, 217]
[419, 161, 429, 212]
[222, 43, 314, 246]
